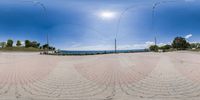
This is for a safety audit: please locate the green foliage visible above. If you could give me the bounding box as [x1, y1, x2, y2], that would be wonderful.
[42, 44, 56, 51]
[16, 40, 22, 47]
[172, 37, 190, 50]
[42, 44, 49, 49]
[25, 40, 40, 48]
[190, 43, 200, 48]
[25, 40, 31, 48]
[159, 45, 172, 50]
[49, 47, 56, 51]
[0, 39, 55, 52]
[0, 42, 6, 48]
[149, 45, 159, 52]
[31, 41, 40, 48]
[6, 39, 13, 47]
[0, 47, 41, 52]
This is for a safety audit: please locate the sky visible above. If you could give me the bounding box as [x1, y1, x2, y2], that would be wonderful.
[0, 0, 199, 50]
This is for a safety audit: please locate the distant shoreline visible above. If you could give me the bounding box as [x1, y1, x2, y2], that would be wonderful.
[46, 49, 149, 56]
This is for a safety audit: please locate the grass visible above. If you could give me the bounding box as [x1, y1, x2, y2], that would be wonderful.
[0, 47, 42, 52]
[188, 48, 200, 52]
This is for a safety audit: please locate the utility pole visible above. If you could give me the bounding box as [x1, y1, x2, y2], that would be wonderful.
[115, 38, 117, 53]
[154, 37, 157, 46]
[47, 33, 49, 54]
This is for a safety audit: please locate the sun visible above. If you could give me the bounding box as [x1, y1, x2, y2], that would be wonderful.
[99, 11, 116, 20]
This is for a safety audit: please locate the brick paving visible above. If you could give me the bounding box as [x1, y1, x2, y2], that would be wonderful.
[0, 52, 200, 100]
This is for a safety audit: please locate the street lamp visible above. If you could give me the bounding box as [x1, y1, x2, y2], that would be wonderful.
[152, 1, 176, 46]
[22, 0, 49, 54]
[116, 6, 135, 53]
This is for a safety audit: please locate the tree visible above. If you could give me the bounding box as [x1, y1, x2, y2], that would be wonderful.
[49, 46, 56, 51]
[0, 42, 6, 48]
[42, 44, 49, 49]
[31, 41, 40, 48]
[16, 40, 22, 47]
[37, 43, 40, 48]
[41, 44, 56, 51]
[149, 45, 159, 52]
[172, 37, 190, 50]
[6, 39, 13, 47]
[25, 40, 31, 48]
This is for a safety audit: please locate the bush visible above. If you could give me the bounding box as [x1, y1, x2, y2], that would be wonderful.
[159, 45, 172, 52]
[149, 45, 159, 52]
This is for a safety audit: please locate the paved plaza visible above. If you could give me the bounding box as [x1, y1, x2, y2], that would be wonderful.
[0, 52, 200, 100]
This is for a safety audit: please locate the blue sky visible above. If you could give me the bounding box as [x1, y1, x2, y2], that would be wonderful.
[0, 0, 199, 50]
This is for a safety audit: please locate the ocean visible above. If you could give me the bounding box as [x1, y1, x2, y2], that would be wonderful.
[59, 49, 149, 55]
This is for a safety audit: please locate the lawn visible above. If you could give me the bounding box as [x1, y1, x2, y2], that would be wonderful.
[0, 47, 42, 52]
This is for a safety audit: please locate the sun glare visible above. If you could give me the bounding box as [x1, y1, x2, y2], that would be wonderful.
[100, 11, 116, 20]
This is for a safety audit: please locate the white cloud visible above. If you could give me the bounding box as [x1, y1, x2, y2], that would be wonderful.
[185, 34, 192, 39]
[145, 41, 154, 46]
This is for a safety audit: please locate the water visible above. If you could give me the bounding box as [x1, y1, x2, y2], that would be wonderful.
[59, 49, 149, 55]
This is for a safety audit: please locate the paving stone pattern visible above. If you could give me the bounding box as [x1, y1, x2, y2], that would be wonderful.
[0, 52, 200, 100]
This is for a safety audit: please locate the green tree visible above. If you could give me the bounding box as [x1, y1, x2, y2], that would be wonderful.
[31, 41, 40, 48]
[149, 45, 159, 52]
[0, 42, 6, 48]
[25, 40, 31, 48]
[49, 46, 56, 51]
[6, 39, 13, 47]
[172, 37, 190, 50]
[16, 40, 22, 47]
[42, 44, 49, 49]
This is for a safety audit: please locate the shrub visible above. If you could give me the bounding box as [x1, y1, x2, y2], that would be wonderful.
[149, 45, 159, 52]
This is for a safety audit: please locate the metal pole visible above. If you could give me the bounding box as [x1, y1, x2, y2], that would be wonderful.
[115, 38, 117, 53]
[22, 0, 49, 54]
[47, 33, 49, 53]
[152, 1, 176, 46]
[115, 6, 135, 54]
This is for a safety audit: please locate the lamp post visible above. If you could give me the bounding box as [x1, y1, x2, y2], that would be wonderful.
[115, 6, 135, 53]
[22, 0, 49, 54]
[115, 38, 117, 53]
[152, 1, 176, 46]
